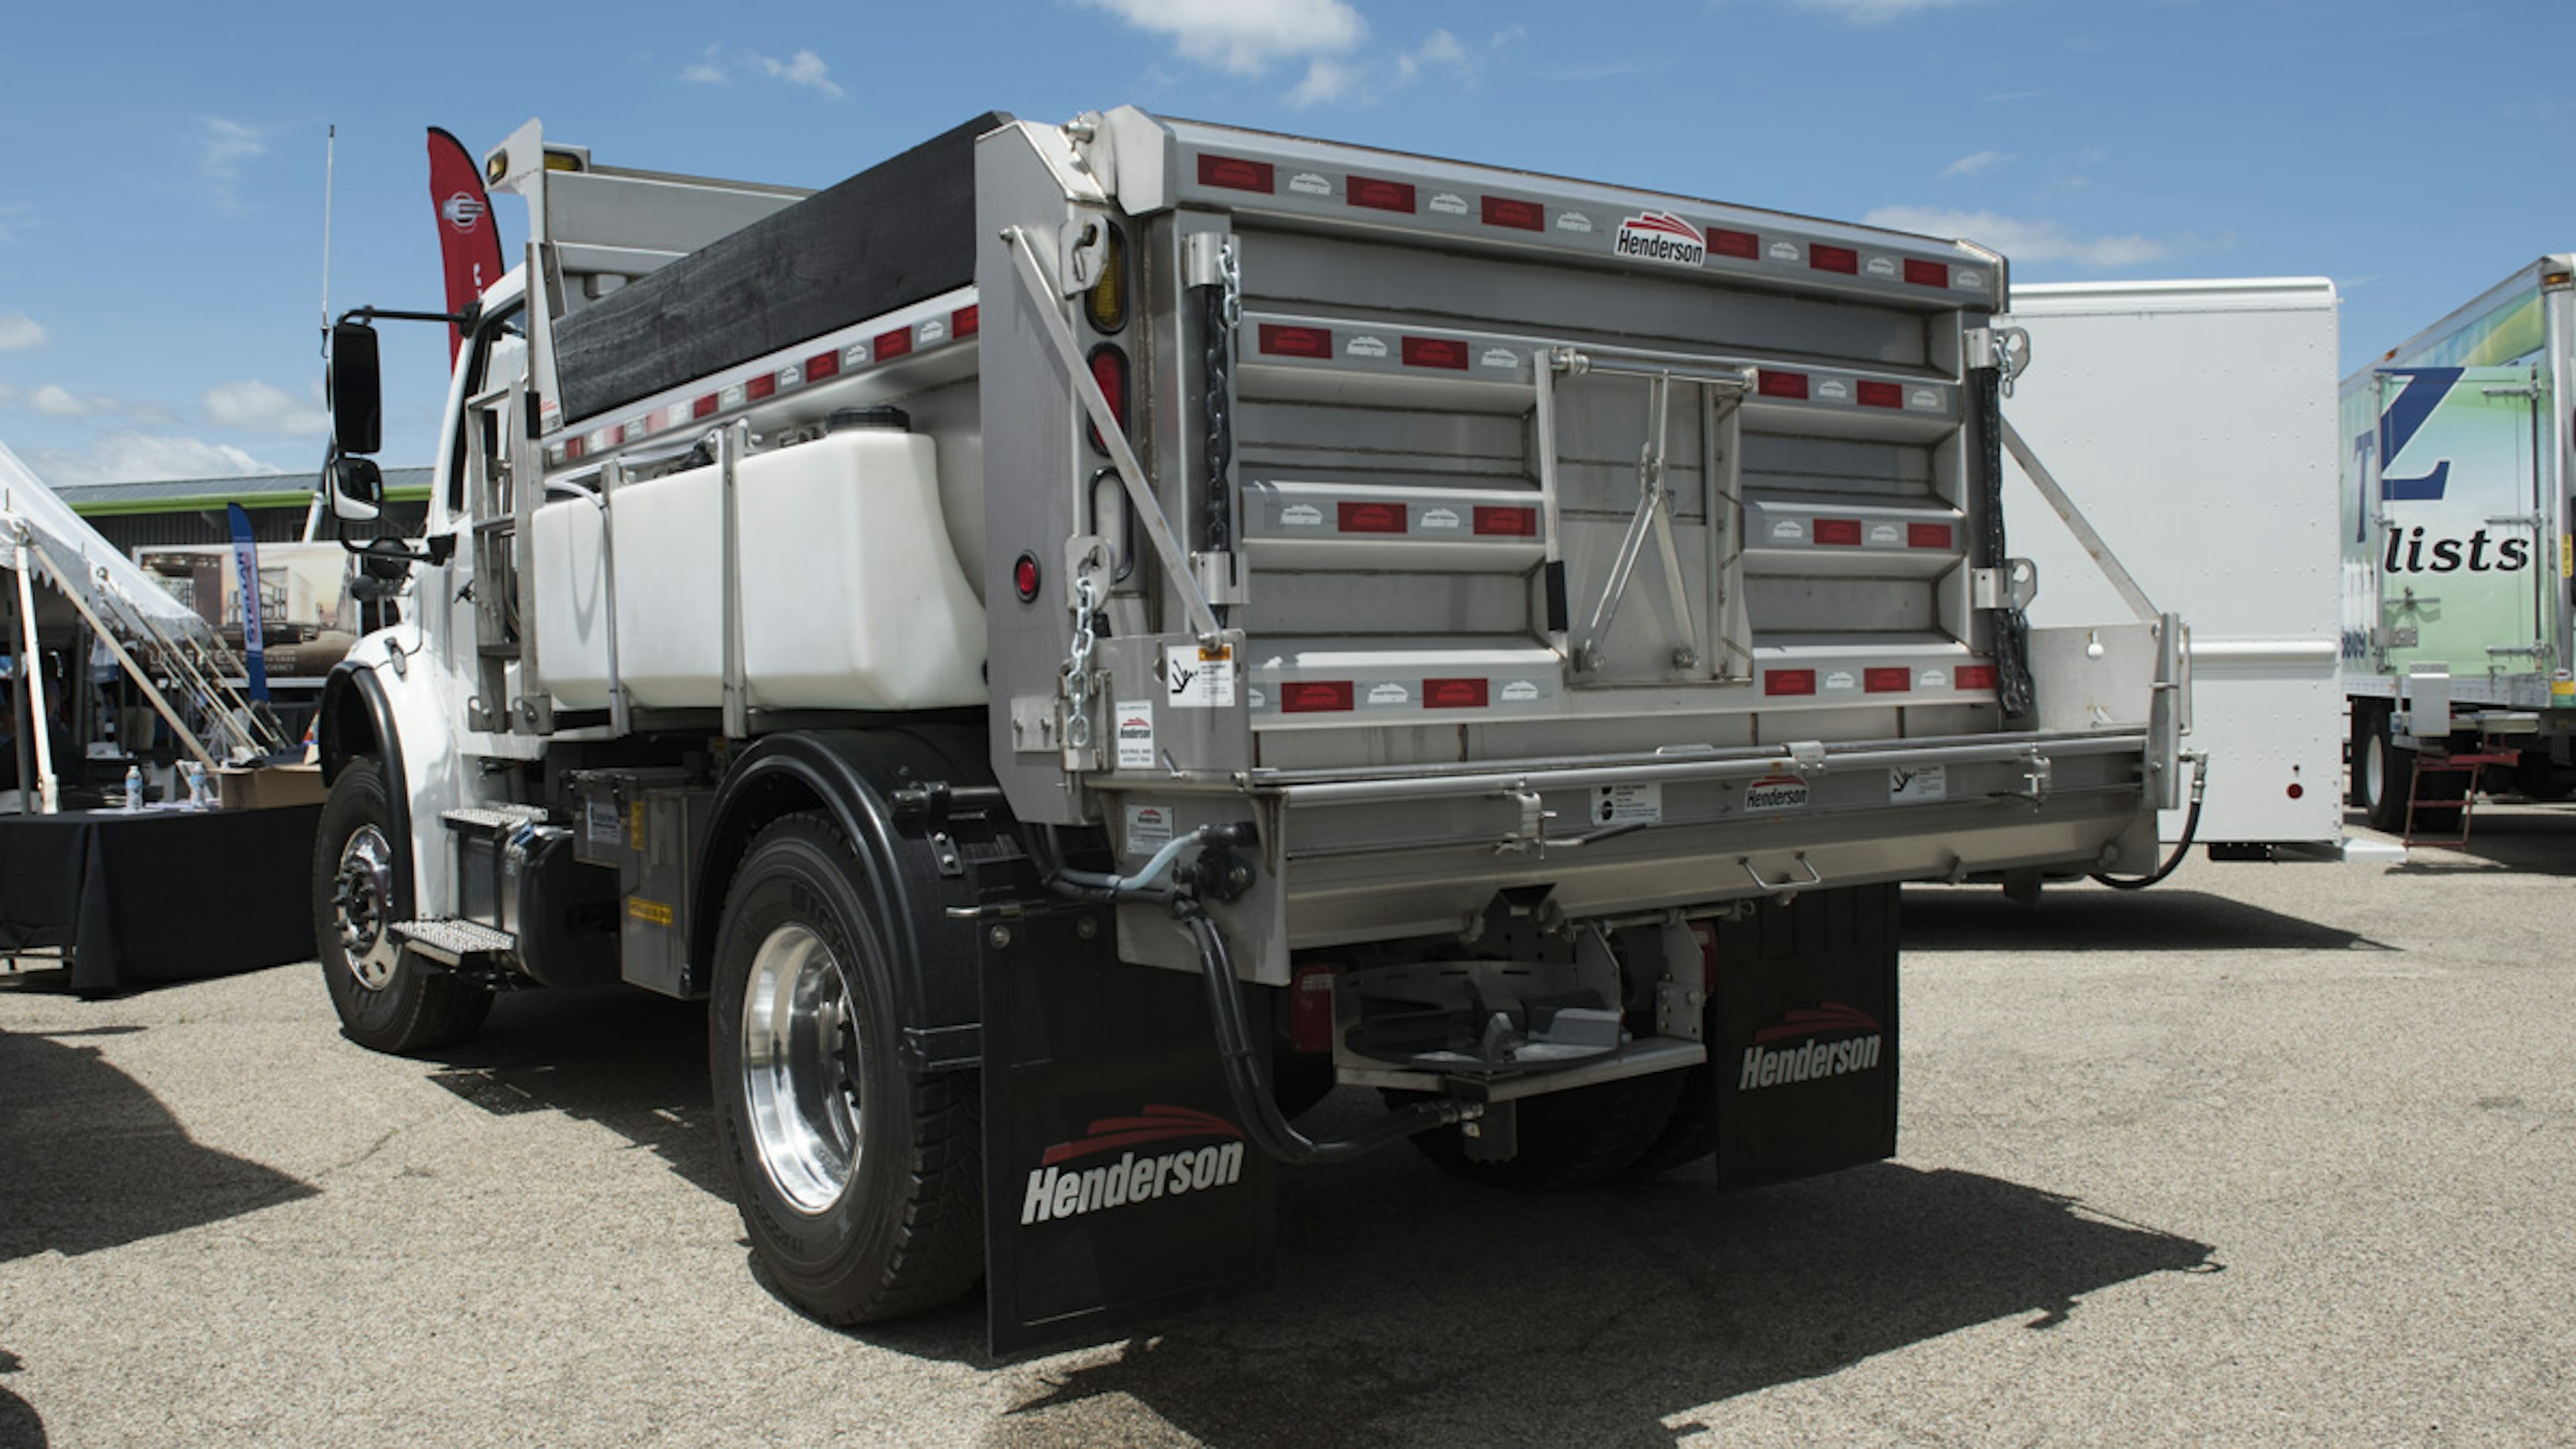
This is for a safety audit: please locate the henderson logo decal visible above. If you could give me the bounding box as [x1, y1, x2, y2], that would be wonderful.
[1615, 211, 1707, 268]
[441, 191, 486, 233]
[1739, 1002, 1884, 1091]
[1020, 1104, 1246, 1225]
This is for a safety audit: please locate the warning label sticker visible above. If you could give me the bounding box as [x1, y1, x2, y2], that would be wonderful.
[1744, 775, 1810, 813]
[1126, 804, 1175, 855]
[1167, 643, 1237, 708]
[1595, 782, 1662, 826]
[1114, 700, 1155, 771]
[1890, 765, 1946, 804]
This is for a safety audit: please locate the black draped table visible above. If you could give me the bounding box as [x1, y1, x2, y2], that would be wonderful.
[0, 804, 322, 994]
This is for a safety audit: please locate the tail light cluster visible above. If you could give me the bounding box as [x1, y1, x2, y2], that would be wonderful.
[1083, 223, 1130, 458]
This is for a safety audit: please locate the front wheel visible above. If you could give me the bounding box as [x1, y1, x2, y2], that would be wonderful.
[314, 758, 491, 1054]
[708, 814, 982, 1324]
[2359, 706, 2463, 835]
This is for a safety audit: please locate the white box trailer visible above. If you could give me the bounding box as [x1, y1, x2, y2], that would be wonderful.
[1998, 278, 2394, 867]
[2341, 256, 2576, 838]
[308, 108, 2177, 1352]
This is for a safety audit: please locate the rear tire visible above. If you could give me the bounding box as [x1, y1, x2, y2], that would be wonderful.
[314, 759, 492, 1055]
[708, 813, 982, 1324]
[1393, 1069, 1688, 1191]
[2359, 706, 2465, 835]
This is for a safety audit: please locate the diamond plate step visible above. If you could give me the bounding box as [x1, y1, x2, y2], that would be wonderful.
[441, 804, 549, 833]
[392, 918, 518, 965]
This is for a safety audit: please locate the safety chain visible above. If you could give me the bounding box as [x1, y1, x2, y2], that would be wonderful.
[1199, 237, 1242, 553]
[1062, 570, 1101, 753]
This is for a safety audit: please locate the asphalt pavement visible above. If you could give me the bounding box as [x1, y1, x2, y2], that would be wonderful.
[1, 804, 2571, 1447]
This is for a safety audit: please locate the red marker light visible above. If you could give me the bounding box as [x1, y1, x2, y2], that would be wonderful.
[1766, 669, 1817, 697]
[1711, 229, 1760, 259]
[1909, 523, 1954, 549]
[1281, 680, 1355, 713]
[1401, 336, 1468, 370]
[1198, 154, 1275, 193]
[692, 394, 719, 419]
[953, 304, 979, 338]
[2287, 782, 2306, 800]
[1473, 505, 1537, 537]
[1346, 175, 1416, 213]
[1955, 664, 1999, 690]
[1813, 518, 1863, 546]
[1857, 380, 1902, 409]
[806, 349, 841, 383]
[873, 326, 914, 361]
[1904, 258, 1951, 288]
[1810, 244, 1860, 275]
[1258, 324, 1334, 359]
[1085, 345, 1128, 455]
[746, 373, 777, 401]
[1338, 501, 1407, 534]
[1012, 553, 1040, 604]
[1758, 370, 1811, 400]
[1482, 196, 1545, 231]
[1423, 678, 1490, 709]
[1865, 667, 1911, 694]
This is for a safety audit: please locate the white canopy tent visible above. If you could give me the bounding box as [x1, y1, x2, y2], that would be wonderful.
[1, 439, 290, 809]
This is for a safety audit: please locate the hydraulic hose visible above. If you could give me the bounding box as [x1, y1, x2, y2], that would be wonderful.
[1176, 902, 1472, 1165]
[2090, 753, 2210, 891]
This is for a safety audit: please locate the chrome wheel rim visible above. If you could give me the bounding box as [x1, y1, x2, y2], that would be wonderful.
[332, 824, 400, 991]
[743, 923, 863, 1215]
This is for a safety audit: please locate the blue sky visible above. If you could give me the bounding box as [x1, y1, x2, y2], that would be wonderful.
[2, 0, 2569, 484]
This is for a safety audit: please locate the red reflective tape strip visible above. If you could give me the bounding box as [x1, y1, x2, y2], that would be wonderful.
[1281, 680, 1354, 712]
[1401, 335, 1468, 370]
[1338, 501, 1407, 535]
[1422, 678, 1489, 709]
[1766, 669, 1817, 697]
[1198, 154, 1275, 193]
[1258, 324, 1333, 358]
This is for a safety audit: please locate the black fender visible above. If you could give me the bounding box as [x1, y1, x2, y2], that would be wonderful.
[316, 662, 412, 888]
[693, 724, 1002, 1072]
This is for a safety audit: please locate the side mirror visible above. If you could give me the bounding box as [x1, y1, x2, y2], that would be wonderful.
[328, 454, 384, 524]
[329, 320, 383, 455]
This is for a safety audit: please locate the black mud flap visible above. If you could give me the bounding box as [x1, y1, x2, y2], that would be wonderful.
[1709, 883, 1900, 1189]
[979, 895, 1275, 1356]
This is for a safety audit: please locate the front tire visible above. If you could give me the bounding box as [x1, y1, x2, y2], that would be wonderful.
[2359, 706, 2463, 835]
[314, 758, 491, 1054]
[708, 813, 981, 1324]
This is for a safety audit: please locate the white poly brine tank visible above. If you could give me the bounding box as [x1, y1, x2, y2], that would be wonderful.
[529, 408, 988, 713]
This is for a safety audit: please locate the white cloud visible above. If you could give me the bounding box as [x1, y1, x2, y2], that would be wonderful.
[1864, 205, 2176, 268]
[1079, 0, 1366, 76]
[30, 384, 119, 418]
[677, 44, 843, 97]
[30, 433, 281, 486]
[1942, 150, 2010, 179]
[201, 117, 269, 211]
[1796, 0, 1980, 18]
[1396, 28, 1466, 83]
[1287, 57, 1362, 107]
[0, 312, 43, 351]
[204, 379, 329, 436]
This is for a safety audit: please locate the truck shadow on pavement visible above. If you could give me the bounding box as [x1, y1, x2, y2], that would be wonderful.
[1900, 884, 2391, 953]
[991, 1120, 2217, 1448]
[421, 985, 727, 1200]
[2383, 804, 2576, 878]
[0, 1026, 317, 1263]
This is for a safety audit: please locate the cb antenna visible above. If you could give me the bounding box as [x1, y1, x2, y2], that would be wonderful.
[318, 123, 336, 355]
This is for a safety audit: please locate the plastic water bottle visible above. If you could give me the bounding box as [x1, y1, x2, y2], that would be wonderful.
[123, 764, 143, 812]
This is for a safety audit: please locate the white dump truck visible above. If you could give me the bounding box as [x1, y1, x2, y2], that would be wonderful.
[2340, 256, 2576, 840]
[313, 109, 2178, 1351]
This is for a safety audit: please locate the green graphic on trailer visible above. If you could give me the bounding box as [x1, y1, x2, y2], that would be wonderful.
[2371, 364, 2540, 676]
